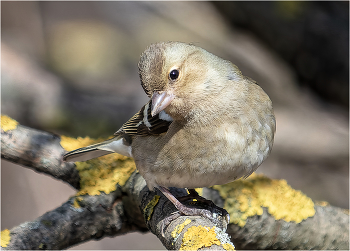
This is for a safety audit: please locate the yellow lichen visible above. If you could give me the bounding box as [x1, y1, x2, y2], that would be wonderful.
[61, 136, 136, 196]
[60, 135, 104, 151]
[171, 218, 192, 238]
[1, 229, 10, 247]
[1, 115, 18, 132]
[73, 196, 83, 208]
[214, 173, 315, 227]
[75, 154, 136, 196]
[316, 201, 329, 207]
[144, 195, 160, 221]
[180, 226, 223, 250]
[194, 188, 203, 197]
[342, 209, 350, 215]
[222, 243, 235, 251]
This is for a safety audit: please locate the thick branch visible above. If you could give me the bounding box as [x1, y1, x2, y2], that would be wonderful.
[1, 118, 233, 250]
[1, 117, 349, 250]
[1, 123, 80, 189]
[2, 191, 144, 250]
[129, 173, 349, 250]
[123, 172, 233, 250]
[227, 204, 349, 250]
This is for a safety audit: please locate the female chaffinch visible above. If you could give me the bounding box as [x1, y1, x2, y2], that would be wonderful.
[64, 41, 276, 222]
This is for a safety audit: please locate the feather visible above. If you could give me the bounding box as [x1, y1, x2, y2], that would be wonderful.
[63, 100, 173, 162]
[115, 100, 173, 138]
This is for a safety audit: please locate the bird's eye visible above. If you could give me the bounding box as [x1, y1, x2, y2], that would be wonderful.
[169, 69, 179, 80]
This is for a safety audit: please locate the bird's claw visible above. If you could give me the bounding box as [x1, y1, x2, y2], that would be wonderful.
[160, 211, 182, 237]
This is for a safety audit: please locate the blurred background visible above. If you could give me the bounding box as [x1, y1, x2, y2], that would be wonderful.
[1, 1, 348, 249]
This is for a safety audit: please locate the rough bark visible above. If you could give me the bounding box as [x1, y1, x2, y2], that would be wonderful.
[1, 124, 80, 189]
[227, 205, 349, 250]
[1, 119, 349, 250]
[2, 192, 139, 250]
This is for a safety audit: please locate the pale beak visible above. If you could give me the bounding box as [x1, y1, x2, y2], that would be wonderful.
[151, 91, 175, 117]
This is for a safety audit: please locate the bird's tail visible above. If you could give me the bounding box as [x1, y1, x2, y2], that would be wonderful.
[63, 135, 131, 162]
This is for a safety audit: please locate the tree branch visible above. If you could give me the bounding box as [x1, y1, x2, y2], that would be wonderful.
[1, 115, 349, 250]
[1, 117, 80, 189]
[124, 172, 233, 250]
[2, 191, 146, 250]
[227, 203, 349, 250]
[1, 115, 233, 250]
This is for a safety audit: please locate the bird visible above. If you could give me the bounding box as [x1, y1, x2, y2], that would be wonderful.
[63, 41, 276, 223]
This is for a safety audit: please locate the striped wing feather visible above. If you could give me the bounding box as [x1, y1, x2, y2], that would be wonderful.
[115, 100, 172, 138]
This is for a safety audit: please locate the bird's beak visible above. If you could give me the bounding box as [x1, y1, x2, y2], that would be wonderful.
[151, 91, 175, 117]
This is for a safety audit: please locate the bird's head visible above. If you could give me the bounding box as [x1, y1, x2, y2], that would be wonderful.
[138, 42, 242, 120]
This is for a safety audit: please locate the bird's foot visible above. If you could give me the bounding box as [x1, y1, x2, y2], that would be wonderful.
[157, 186, 230, 236]
[178, 188, 216, 207]
[160, 211, 182, 237]
[173, 199, 229, 226]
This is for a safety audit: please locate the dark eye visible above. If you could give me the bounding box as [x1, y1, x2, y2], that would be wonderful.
[169, 69, 179, 80]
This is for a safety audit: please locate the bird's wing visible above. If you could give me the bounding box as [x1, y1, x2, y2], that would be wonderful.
[63, 100, 173, 162]
[115, 100, 173, 141]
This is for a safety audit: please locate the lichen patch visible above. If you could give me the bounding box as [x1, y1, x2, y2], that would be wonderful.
[214, 173, 315, 227]
[1, 229, 10, 247]
[1, 115, 18, 132]
[144, 195, 160, 221]
[180, 226, 234, 250]
[60, 136, 136, 196]
[60, 135, 104, 151]
[171, 218, 192, 239]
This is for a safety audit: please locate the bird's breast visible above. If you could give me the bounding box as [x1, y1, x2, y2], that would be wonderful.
[132, 116, 274, 190]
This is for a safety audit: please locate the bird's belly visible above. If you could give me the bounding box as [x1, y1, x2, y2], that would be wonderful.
[151, 149, 262, 189]
[152, 162, 247, 189]
[133, 124, 271, 190]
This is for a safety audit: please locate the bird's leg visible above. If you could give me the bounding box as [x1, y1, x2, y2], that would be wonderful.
[157, 186, 229, 226]
[158, 186, 194, 215]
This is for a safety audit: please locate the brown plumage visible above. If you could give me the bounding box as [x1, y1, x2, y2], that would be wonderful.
[64, 41, 276, 222]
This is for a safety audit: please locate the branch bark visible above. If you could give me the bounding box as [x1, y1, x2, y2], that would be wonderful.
[124, 172, 233, 250]
[1, 116, 349, 250]
[227, 203, 349, 250]
[1, 122, 80, 189]
[2, 192, 141, 250]
[1, 117, 233, 250]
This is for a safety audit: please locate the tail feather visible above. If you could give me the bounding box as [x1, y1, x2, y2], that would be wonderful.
[63, 136, 132, 162]
[63, 148, 114, 162]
